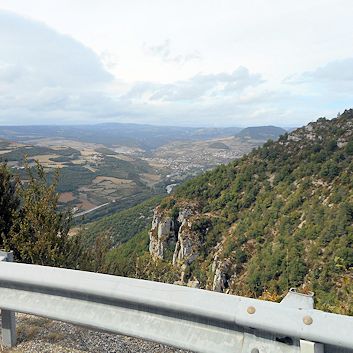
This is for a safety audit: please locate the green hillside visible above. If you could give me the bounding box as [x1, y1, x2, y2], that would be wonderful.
[237, 125, 286, 140]
[79, 195, 163, 247]
[208, 142, 230, 150]
[104, 110, 353, 314]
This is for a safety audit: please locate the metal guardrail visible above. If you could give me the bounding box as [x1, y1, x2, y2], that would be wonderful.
[0, 256, 352, 352]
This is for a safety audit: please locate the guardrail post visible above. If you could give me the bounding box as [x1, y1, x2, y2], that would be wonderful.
[300, 340, 324, 353]
[0, 251, 16, 348]
[282, 289, 325, 353]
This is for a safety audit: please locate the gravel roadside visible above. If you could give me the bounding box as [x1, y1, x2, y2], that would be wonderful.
[1, 314, 190, 353]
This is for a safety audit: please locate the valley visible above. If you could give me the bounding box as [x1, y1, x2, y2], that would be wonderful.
[0, 138, 157, 222]
[0, 124, 281, 221]
[1, 4, 352, 351]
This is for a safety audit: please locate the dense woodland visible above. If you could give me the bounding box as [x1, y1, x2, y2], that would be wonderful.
[95, 110, 353, 314]
[0, 111, 352, 315]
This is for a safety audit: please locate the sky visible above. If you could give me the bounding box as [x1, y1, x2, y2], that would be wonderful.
[0, 0, 353, 127]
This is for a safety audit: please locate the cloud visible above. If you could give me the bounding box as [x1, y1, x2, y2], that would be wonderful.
[126, 66, 264, 102]
[0, 11, 113, 87]
[144, 39, 201, 65]
[286, 58, 353, 85]
[0, 11, 350, 127]
[0, 11, 117, 123]
[283, 57, 353, 114]
[305, 58, 353, 82]
[115, 69, 283, 126]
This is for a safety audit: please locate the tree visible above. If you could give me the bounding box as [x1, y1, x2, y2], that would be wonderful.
[4, 161, 72, 266]
[0, 163, 20, 248]
[81, 233, 112, 273]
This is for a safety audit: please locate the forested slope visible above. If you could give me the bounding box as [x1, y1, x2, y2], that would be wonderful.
[104, 110, 353, 314]
[78, 196, 162, 247]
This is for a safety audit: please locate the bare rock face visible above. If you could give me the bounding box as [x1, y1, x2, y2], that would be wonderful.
[149, 205, 201, 269]
[210, 254, 237, 293]
[172, 218, 200, 266]
[187, 278, 200, 288]
[211, 256, 228, 292]
[148, 204, 239, 292]
[212, 268, 227, 292]
[149, 210, 175, 259]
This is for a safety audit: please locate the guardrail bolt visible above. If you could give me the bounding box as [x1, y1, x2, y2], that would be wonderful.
[251, 348, 260, 353]
[303, 315, 313, 325]
[247, 306, 256, 314]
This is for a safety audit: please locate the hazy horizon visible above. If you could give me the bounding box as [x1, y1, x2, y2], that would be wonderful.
[0, 121, 296, 129]
[0, 1, 352, 127]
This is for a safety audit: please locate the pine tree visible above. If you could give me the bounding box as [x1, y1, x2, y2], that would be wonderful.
[5, 161, 72, 266]
[0, 163, 20, 248]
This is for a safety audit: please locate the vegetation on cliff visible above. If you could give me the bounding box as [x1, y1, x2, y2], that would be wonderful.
[105, 110, 353, 314]
[78, 195, 162, 248]
[1, 111, 352, 316]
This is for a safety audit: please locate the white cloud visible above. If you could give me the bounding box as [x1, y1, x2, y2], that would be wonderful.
[144, 39, 201, 65]
[0, 12, 112, 88]
[0, 6, 352, 127]
[304, 59, 353, 82]
[125, 67, 264, 102]
[284, 58, 353, 98]
[0, 11, 118, 124]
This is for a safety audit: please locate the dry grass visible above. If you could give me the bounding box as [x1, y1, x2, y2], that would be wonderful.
[31, 155, 67, 169]
[112, 154, 135, 162]
[93, 176, 133, 185]
[58, 192, 76, 203]
[17, 325, 40, 341]
[141, 173, 160, 182]
[79, 149, 96, 157]
[70, 159, 86, 165]
[77, 195, 97, 211]
[47, 332, 65, 343]
[68, 227, 81, 237]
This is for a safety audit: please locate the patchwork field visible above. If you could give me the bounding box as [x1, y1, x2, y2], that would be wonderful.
[0, 138, 163, 219]
[0, 125, 277, 221]
[58, 192, 76, 203]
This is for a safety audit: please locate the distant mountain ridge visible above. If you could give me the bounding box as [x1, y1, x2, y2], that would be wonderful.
[237, 125, 286, 140]
[0, 123, 287, 151]
[0, 124, 242, 151]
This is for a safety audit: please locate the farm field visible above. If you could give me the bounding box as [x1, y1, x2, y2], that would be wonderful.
[0, 138, 162, 219]
[0, 124, 281, 221]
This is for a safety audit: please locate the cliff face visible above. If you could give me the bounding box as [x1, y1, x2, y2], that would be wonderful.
[149, 213, 175, 259]
[149, 205, 232, 291]
[145, 110, 353, 314]
[149, 207, 201, 266]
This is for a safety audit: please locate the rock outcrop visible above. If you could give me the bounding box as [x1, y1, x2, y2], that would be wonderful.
[149, 213, 175, 259]
[149, 206, 200, 265]
[148, 205, 235, 291]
